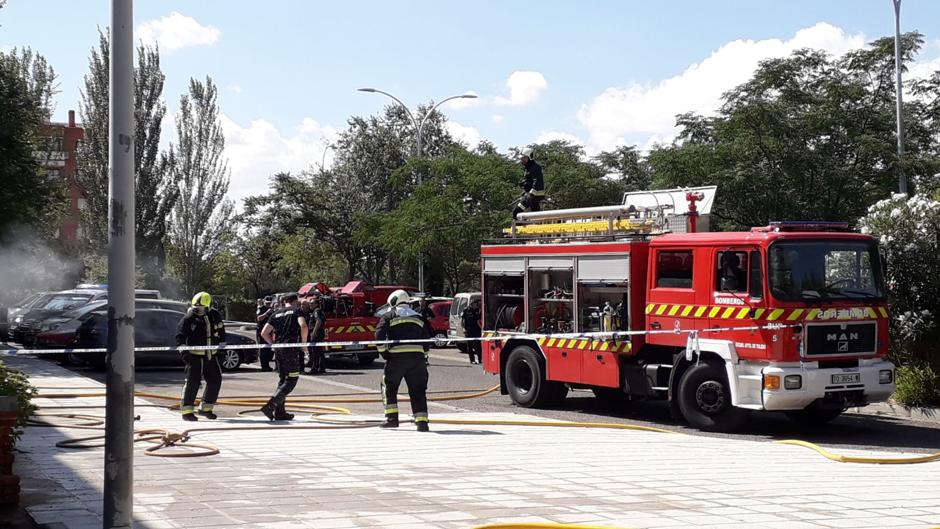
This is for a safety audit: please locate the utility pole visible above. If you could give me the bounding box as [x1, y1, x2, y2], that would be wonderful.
[104, 0, 136, 527]
[892, 0, 909, 195]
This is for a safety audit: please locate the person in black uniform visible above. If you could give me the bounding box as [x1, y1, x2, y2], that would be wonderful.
[256, 296, 275, 371]
[306, 295, 327, 374]
[375, 289, 431, 432]
[512, 147, 545, 220]
[417, 296, 435, 366]
[176, 291, 226, 422]
[461, 299, 483, 364]
[259, 293, 308, 421]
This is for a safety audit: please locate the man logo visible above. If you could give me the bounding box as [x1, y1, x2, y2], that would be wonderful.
[838, 341, 849, 352]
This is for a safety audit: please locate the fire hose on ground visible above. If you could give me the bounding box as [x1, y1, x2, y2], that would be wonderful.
[9, 323, 940, 464]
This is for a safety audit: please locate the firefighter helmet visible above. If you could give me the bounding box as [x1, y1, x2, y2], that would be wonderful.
[192, 291, 212, 307]
[521, 147, 533, 158]
[387, 289, 411, 306]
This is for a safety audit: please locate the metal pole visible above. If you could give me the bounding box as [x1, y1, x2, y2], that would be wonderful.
[104, 0, 135, 527]
[892, 0, 909, 195]
[415, 125, 425, 293]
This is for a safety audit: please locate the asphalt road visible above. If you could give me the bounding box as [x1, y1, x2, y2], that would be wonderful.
[49, 347, 940, 455]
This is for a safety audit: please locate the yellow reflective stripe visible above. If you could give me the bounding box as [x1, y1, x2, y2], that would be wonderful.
[655, 304, 667, 315]
[752, 308, 765, 319]
[787, 309, 804, 321]
[866, 307, 878, 319]
[878, 307, 888, 318]
[389, 345, 425, 353]
[577, 340, 589, 350]
[599, 342, 610, 351]
[546, 338, 557, 347]
[720, 307, 736, 319]
[537, 337, 546, 346]
[681, 305, 694, 317]
[806, 308, 821, 321]
[367, 325, 376, 331]
[181, 409, 195, 415]
[694, 306, 707, 318]
[767, 309, 785, 321]
[288, 371, 300, 377]
[735, 308, 749, 319]
[645, 304, 656, 315]
[708, 306, 721, 318]
[668, 305, 680, 316]
[333, 326, 345, 334]
[385, 408, 399, 414]
[391, 317, 424, 326]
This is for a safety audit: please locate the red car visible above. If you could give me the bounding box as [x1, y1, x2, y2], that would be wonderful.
[427, 301, 452, 347]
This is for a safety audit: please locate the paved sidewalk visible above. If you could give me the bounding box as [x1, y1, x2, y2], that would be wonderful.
[8, 355, 940, 529]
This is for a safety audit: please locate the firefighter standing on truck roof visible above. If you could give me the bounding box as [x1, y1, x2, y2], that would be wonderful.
[375, 289, 431, 432]
[259, 293, 308, 421]
[512, 147, 545, 220]
[176, 292, 226, 422]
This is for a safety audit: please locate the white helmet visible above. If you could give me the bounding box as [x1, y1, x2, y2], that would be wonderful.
[521, 147, 534, 158]
[387, 289, 411, 306]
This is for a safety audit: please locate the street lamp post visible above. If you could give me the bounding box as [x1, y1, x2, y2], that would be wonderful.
[892, 0, 909, 195]
[358, 88, 477, 293]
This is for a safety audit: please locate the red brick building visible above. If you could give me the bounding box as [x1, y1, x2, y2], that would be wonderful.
[37, 110, 85, 243]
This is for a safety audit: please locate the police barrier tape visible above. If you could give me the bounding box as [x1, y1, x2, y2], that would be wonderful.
[1, 323, 797, 356]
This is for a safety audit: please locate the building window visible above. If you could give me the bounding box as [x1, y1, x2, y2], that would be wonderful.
[656, 250, 694, 289]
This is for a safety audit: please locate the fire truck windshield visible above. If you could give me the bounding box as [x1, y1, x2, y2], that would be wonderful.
[768, 240, 885, 302]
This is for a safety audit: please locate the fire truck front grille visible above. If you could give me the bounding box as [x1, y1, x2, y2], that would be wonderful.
[805, 322, 877, 356]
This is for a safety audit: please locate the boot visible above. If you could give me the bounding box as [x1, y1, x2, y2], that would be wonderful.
[416, 421, 430, 432]
[197, 410, 218, 420]
[273, 402, 294, 421]
[260, 398, 277, 421]
[182, 413, 198, 422]
[380, 413, 399, 428]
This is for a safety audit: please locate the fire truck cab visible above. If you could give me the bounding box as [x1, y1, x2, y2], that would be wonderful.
[481, 188, 895, 432]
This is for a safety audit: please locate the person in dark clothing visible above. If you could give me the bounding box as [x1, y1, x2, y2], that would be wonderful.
[259, 293, 308, 421]
[417, 296, 434, 366]
[461, 299, 483, 364]
[375, 289, 431, 432]
[305, 296, 327, 374]
[256, 296, 275, 371]
[512, 147, 545, 220]
[176, 291, 226, 422]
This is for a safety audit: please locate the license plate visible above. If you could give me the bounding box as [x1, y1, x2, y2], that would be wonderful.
[831, 373, 860, 384]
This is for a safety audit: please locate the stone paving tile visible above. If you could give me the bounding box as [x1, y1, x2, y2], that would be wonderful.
[10, 355, 940, 529]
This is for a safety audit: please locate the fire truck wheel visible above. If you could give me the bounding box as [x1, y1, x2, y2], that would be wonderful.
[784, 406, 843, 426]
[506, 346, 561, 408]
[677, 363, 746, 432]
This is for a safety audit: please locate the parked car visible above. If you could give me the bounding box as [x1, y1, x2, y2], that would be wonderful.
[219, 321, 260, 371]
[36, 299, 189, 365]
[70, 308, 257, 371]
[11, 290, 97, 346]
[448, 292, 481, 353]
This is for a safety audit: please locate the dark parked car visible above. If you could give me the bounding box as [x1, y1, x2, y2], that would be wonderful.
[11, 291, 96, 346]
[71, 308, 258, 371]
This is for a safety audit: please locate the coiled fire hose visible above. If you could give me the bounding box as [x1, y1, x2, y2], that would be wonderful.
[26, 383, 940, 464]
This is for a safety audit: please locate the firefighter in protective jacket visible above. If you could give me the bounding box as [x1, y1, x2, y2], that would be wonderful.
[512, 147, 545, 219]
[375, 289, 431, 432]
[176, 291, 226, 421]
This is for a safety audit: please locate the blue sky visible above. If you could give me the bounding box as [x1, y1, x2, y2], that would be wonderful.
[2, 1, 939, 204]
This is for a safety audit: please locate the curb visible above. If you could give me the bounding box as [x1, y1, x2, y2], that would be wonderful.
[848, 401, 940, 425]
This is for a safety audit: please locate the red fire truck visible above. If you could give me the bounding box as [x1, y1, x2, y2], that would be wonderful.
[298, 281, 417, 365]
[481, 188, 895, 431]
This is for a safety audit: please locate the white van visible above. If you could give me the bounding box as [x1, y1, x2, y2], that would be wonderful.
[448, 292, 480, 353]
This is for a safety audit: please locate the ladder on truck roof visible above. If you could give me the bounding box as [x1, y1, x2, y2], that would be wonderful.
[503, 185, 717, 240]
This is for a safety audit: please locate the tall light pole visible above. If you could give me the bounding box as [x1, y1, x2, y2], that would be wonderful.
[892, 0, 909, 195]
[105, 0, 136, 527]
[357, 88, 477, 293]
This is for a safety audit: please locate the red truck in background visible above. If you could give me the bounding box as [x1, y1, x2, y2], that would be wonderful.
[481, 187, 895, 432]
[298, 281, 418, 365]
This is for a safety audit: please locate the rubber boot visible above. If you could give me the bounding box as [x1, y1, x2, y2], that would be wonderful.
[260, 398, 277, 421]
[416, 421, 430, 432]
[182, 413, 198, 422]
[197, 410, 218, 420]
[380, 413, 399, 428]
[273, 402, 294, 421]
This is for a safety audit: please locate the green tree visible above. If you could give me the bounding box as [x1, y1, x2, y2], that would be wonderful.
[0, 47, 65, 237]
[524, 140, 622, 210]
[648, 33, 939, 229]
[75, 32, 177, 284]
[166, 76, 234, 296]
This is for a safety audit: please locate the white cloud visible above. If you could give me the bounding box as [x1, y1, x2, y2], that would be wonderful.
[137, 12, 220, 53]
[220, 114, 338, 206]
[228, 85, 243, 94]
[445, 121, 481, 149]
[578, 22, 867, 152]
[492, 114, 504, 124]
[443, 91, 481, 110]
[534, 130, 584, 146]
[495, 71, 548, 107]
